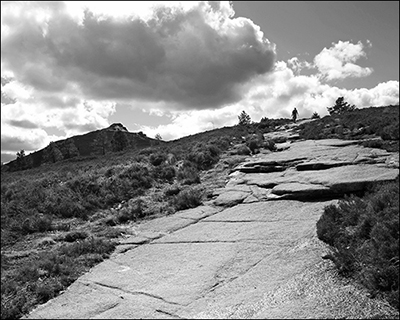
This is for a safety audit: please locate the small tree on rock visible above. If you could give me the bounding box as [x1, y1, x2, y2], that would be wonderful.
[311, 111, 320, 119]
[327, 97, 356, 115]
[238, 110, 251, 126]
[16, 149, 26, 169]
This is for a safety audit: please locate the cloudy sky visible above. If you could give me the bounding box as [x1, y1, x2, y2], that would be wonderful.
[1, 1, 399, 163]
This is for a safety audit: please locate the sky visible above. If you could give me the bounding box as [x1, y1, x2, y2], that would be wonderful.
[1, 1, 399, 164]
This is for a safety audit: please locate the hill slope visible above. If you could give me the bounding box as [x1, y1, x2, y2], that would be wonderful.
[3, 123, 162, 171]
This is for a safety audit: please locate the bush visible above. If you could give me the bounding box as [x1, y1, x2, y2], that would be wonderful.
[176, 162, 200, 185]
[173, 187, 203, 210]
[164, 184, 181, 197]
[263, 139, 276, 151]
[312, 112, 320, 119]
[245, 133, 264, 154]
[59, 237, 116, 258]
[149, 153, 167, 166]
[116, 198, 145, 223]
[317, 177, 399, 309]
[64, 230, 89, 242]
[152, 164, 176, 182]
[236, 145, 251, 155]
[186, 143, 221, 170]
[21, 213, 53, 234]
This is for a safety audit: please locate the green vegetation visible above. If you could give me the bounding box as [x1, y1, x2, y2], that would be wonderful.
[327, 96, 356, 115]
[238, 110, 252, 126]
[311, 111, 320, 119]
[317, 176, 399, 310]
[298, 104, 399, 152]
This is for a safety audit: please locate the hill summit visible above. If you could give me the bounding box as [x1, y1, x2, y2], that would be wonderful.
[3, 123, 160, 171]
[106, 123, 129, 132]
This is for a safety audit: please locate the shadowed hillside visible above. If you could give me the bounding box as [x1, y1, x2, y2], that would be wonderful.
[2, 123, 162, 172]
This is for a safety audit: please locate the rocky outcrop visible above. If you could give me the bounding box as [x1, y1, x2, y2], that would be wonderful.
[223, 138, 398, 202]
[107, 123, 129, 132]
[25, 120, 399, 320]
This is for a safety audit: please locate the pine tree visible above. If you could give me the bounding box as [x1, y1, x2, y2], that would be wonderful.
[327, 97, 356, 115]
[238, 110, 251, 126]
[16, 150, 26, 169]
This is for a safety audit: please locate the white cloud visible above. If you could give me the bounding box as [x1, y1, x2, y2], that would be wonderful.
[314, 40, 373, 81]
[1, 1, 276, 110]
[140, 57, 398, 141]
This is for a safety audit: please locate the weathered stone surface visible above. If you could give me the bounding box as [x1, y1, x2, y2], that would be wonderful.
[296, 161, 353, 171]
[25, 121, 399, 320]
[213, 190, 250, 207]
[271, 182, 331, 199]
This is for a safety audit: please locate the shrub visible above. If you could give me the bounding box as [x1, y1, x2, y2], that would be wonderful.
[149, 153, 167, 166]
[186, 143, 221, 170]
[176, 162, 201, 185]
[312, 111, 320, 119]
[263, 139, 276, 151]
[380, 123, 399, 140]
[173, 187, 203, 210]
[64, 230, 89, 242]
[236, 145, 251, 155]
[152, 164, 176, 182]
[116, 198, 145, 223]
[245, 133, 264, 154]
[21, 213, 53, 234]
[164, 184, 181, 197]
[59, 237, 116, 258]
[316, 177, 399, 309]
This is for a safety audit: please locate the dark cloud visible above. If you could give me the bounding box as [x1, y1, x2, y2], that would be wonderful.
[8, 119, 39, 129]
[1, 2, 276, 110]
[1, 135, 39, 152]
[63, 122, 102, 133]
[1, 152, 16, 164]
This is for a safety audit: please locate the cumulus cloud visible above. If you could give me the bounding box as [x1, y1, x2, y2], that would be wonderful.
[1, 1, 276, 110]
[314, 40, 373, 81]
[142, 58, 398, 142]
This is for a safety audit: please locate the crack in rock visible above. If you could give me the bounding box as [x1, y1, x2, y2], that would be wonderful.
[151, 239, 266, 244]
[93, 301, 119, 318]
[155, 309, 183, 319]
[81, 280, 184, 306]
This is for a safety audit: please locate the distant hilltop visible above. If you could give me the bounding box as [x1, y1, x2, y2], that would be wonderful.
[106, 123, 129, 132]
[2, 123, 163, 172]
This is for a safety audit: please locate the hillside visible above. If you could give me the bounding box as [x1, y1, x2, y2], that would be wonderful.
[2, 123, 162, 172]
[1, 105, 399, 319]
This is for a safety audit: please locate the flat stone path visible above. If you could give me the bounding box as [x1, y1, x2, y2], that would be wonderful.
[26, 121, 399, 319]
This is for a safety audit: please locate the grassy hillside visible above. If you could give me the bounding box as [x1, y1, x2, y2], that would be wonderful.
[1, 105, 399, 318]
[2, 124, 161, 172]
[298, 104, 399, 152]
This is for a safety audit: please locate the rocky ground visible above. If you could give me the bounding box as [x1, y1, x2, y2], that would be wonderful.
[25, 120, 399, 319]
